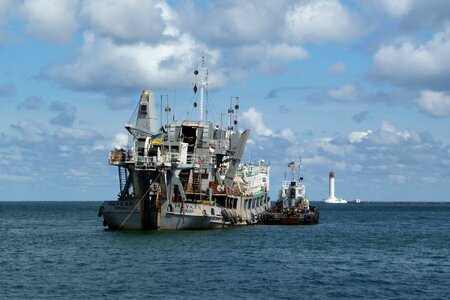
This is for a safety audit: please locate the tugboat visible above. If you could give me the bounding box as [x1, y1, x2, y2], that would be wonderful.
[262, 160, 319, 225]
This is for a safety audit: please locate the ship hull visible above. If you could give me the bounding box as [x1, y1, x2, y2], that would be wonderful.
[160, 201, 229, 230]
[100, 200, 142, 230]
[261, 209, 319, 225]
[99, 193, 269, 230]
[160, 212, 226, 230]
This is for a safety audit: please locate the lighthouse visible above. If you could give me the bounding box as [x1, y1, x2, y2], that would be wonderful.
[329, 171, 335, 199]
[324, 170, 347, 204]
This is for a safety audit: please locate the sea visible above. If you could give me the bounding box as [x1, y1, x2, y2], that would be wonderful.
[1, 201, 449, 299]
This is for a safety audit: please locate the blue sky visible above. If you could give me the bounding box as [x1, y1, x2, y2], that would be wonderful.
[1, 0, 449, 201]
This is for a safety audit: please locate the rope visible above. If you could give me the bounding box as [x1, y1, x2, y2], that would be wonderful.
[175, 183, 187, 228]
[117, 170, 163, 230]
[175, 94, 196, 121]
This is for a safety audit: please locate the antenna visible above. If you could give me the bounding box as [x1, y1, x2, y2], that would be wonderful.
[234, 96, 239, 131]
[163, 95, 171, 130]
[201, 57, 208, 122]
[173, 88, 176, 122]
[298, 156, 302, 180]
[288, 157, 302, 181]
[160, 95, 163, 130]
[193, 56, 208, 122]
[228, 96, 239, 132]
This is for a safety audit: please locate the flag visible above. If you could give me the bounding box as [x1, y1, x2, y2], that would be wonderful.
[288, 161, 295, 168]
[151, 133, 163, 144]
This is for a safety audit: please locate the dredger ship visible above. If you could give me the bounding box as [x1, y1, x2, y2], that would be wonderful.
[98, 60, 270, 230]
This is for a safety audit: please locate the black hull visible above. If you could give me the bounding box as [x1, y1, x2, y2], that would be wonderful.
[261, 206, 319, 225]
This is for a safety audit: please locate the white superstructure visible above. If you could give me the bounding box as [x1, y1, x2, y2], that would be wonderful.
[277, 160, 309, 211]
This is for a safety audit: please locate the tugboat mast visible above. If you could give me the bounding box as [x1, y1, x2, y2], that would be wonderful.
[287, 158, 301, 180]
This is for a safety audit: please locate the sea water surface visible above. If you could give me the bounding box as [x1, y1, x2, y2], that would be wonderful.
[1, 201, 449, 299]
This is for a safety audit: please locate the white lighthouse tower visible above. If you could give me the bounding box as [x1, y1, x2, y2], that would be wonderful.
[324, 171, 347, 204]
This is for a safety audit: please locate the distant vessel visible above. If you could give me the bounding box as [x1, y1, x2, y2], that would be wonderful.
[262, 160, 319, 225]
[98, 59, 270, 230]
[354, 199, 361, 204]
[323, 171, 347, 204]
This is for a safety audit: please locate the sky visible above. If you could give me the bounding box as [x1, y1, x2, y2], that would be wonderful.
[1, 0, 449, 202]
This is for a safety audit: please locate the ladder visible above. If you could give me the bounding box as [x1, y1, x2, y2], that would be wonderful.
[192, 171, 202, 194]
[118, 166, 128, 197]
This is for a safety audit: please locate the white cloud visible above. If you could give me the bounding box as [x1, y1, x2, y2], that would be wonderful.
[378, 0, 414, 17]
[417, 90, 450, 117]
[280, 128, 295, 143]
[55, 127, 99, 140]
[373, 42, 438, 78]
[0, 174, 34, 182]
[112, 133, 128, 148]
[380, 121, 395, 133]
[10, 119, 47, 143]
[66, 168, 91, 179]
[284, 0, 363, 44]
[59, 145, 70, 152]
[335, 161, 347, 171]
[79, 144, 106, 154]
[312, 137, 353, 157]
[49, 101, 77, 127]
[329, 62, 346, 75]
[349, 130, 372, 143]
[50, 32, 222, 92]
[20, 0, 79, 44]
[241, 108, 296, 145]
[266, 43, 308, 61]
[298, 122, 429, 182]
[389, 174, 407, 184]
[371, 121, 420, 146]
[397, 1, 450, 32]
[0, 0, 12, 14]
[228, 43, 308, 74]
[246, 139, 255, 145]
[154, 2, 309, 76]
[81, 0, 167, 43]
[183, 1, 287, 46]
[0, 151, 23, 165]
[302, 155, 331, 166]
[328, 84, 360, 101]
[156, 1, 179, 37]
[351, 164, 363, 172]
[241, 107, 274, 137]
[370, 25, 450, 90]
[104, 96, 135, 110]
[17, 96, 44, 110]
[0, 0, 14, 33]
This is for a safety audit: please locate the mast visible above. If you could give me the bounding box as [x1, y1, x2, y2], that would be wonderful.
[195, 56, 208, 122]
[287, 157, 302, 181]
